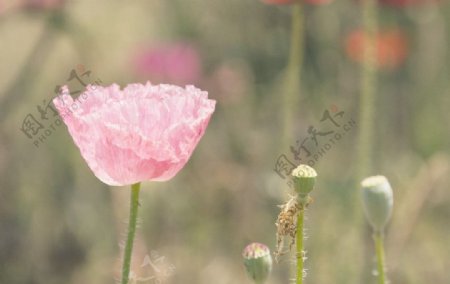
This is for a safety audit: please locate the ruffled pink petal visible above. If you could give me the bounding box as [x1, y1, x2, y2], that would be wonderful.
[53, 82, 215, 186]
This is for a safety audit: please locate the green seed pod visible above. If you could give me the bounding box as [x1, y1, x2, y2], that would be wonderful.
[242, 243, 272, 284]
[292, 164, 317, 197]
[361, 175, 394, 232]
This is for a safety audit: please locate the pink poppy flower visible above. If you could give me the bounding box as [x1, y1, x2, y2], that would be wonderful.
[131, 43, 202, 86]
[53, 83, 215, 186]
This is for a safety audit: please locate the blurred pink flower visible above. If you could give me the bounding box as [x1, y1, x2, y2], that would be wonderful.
[131, 43, 202, 86]
[207, 60, 253, 105]
[53, 83, 215, 186]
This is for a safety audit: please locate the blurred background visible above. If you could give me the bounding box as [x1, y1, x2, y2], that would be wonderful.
[0, 0, 449, 283]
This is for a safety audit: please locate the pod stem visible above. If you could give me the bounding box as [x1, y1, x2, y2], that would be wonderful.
[296, 208, 305, 284]
[373, 231, 387, 284]
[357, 0, 378, 181]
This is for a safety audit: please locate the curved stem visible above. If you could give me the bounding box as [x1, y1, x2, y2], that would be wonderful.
[0, 20, 55, 120]
[357, 0, 378, 181]
[296, 209, 305, 284]
[282, 2, 304, 148]
[373, 232, 387, 284]
[121, 183, 141, 284]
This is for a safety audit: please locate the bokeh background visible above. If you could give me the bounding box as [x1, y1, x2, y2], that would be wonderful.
[1, 0, 449, 283]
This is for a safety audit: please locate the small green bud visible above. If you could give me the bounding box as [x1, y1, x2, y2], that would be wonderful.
[292, 164, 317, 197]
[242, 243, 272, 283]
[361, 175, 394, 232]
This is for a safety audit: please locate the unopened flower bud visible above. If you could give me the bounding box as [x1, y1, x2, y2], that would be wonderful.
[361, 175, 394, 232]
[292, 164, 317, 197]
[242, 243, 272, 283]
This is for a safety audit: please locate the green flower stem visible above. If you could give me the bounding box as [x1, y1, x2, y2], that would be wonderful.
[373, 232, 387, 284]
[296, 208, 305, 284]
[121, 183, 141, 284]
[357, 2, 378, 281]
[282, 2, 304, 147]
[357, 0, 378, 181]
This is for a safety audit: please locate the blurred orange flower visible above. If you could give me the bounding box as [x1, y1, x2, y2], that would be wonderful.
[345, 28, 409, 70]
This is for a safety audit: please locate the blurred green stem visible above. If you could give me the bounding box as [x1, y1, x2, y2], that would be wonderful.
[282, 2, 304, 148]
[296, 208, 305, 284]
[0, 16, 56, 120]
[0, 11, 93, 121]
[358, 2, 378, 283]
[373, 232, 387, 284]
[121, 183, 141, 284]
[357, 0, 378, 180]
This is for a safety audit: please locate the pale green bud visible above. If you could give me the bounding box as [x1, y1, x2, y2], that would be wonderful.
[361, 175, 394, 232]
[292, 164, 317, 197]
[242, 243, 272, 284]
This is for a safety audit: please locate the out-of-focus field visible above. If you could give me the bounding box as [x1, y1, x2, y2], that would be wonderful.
[0, 0, 449, 283]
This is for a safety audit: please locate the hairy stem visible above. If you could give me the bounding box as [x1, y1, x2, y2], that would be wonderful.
[121, 183, 141, 284]
[296, 209, 305, 284]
